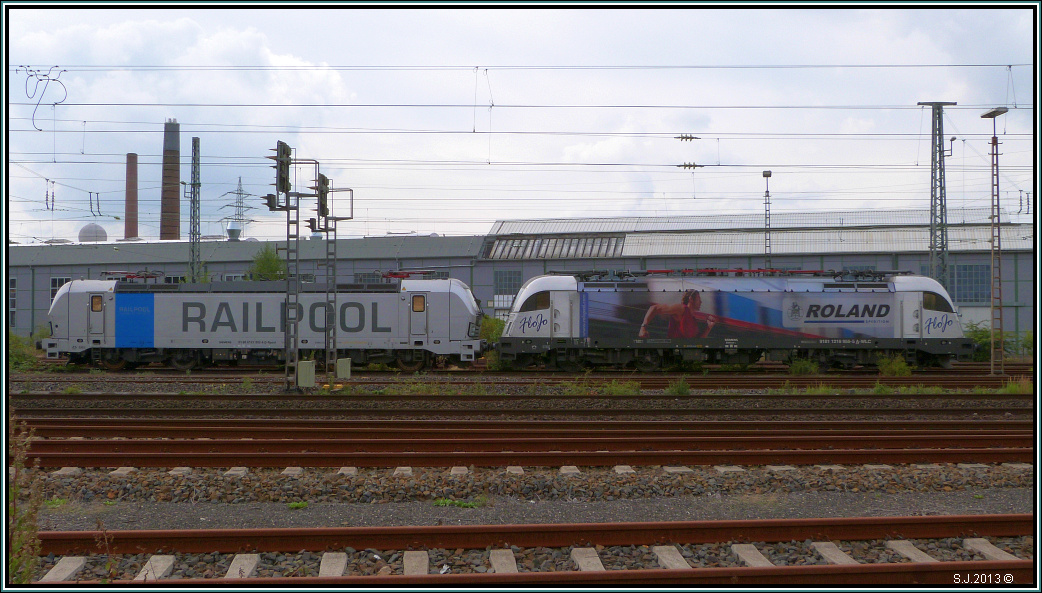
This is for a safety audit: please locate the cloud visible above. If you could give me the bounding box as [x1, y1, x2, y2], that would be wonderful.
[5, 8, 1034, 245]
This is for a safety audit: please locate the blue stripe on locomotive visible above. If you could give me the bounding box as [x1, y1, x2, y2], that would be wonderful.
[712, 292, 783, 326]
[579, 292, 589, 337]
[712, 291, 857, 338]
[115, 293, 155, 348]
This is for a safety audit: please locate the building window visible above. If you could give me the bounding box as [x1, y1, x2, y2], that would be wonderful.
[50, 277, 70, 300]
[494, 270, 522, 295]
[355, 272, 385, 284]
[8, 278, 15, 327]
[164, 276, 186, 284]
[224, 273, 246, 282]
[494, 270, 523, 309]
[951, 264, 991, 304]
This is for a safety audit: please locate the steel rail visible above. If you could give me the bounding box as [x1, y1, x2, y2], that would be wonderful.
[27, 433, 1034, 455]
[37, 515, 1035, 584]
[11, 390, 1036, 402]
[40, 514, 1034, 553]
[11, 406, 1034, 419]
[10, 371, 1033, 387]
[25, 446, 1034, 467]
[19, 417, 1033, 432]
[21, 420, 1033, 440]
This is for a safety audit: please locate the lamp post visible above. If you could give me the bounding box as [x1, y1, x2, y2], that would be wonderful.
[981, 107, 1008, 375]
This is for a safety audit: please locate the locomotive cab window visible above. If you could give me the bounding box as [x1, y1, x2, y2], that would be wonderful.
[923, 291, 953, 313]
[91, 295, 103, 312]
[412, 295, 425, 312]
[519, 290, 551, 312]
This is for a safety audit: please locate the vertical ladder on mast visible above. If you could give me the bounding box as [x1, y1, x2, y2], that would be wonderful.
[285, 190, 301, 391]
[989, 136, 1004, 375]
[324, 219, 338, 379]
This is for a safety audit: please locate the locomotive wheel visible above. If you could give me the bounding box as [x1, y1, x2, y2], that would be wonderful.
[395, 351, 427, 372]
[555, 357, 581, 373]
[97, 357, 128, 371]
[633, 353, 661, 372]
[167, 351, 198, 371]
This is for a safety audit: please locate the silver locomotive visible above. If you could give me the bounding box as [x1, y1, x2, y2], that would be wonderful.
[43, 278, 483, 371]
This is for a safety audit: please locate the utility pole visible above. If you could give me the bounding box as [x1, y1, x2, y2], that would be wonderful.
[982, 107, 1008, 376]
[763, 170, 772, 271]
[188, 137, 201, 282]
[917, 101, 956, 290]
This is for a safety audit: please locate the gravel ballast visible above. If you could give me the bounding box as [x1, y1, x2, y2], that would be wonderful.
[33, 465, 1034, 532]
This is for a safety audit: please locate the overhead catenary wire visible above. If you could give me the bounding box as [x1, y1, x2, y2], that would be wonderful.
[10, 63, 1033, 72]
[9, 59, 1031, 243]
[9, 100, 1034, 110]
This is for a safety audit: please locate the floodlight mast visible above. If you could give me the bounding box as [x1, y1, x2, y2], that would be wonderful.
[981, 107, 1008, 376]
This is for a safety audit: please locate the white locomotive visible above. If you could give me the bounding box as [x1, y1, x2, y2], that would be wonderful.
[43, 278, 483, 371]
[497, 269, 973, 370]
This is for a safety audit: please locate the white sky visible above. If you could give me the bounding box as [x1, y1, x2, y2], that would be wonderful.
[4, 4, 1037, 244]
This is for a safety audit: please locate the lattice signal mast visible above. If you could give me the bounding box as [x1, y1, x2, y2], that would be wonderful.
[918, 101, 956, 290]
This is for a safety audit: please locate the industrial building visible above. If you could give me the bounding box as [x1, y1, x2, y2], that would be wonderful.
[7, 207, 1034, 352]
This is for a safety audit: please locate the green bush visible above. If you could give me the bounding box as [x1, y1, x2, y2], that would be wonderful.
[478, 315, 507, 370]
[871, 382, 893, 395]
[664, 378, 690, 396]
[963, 321, 994, 362]
[9, 332, 39, 372]
[479, 315, 505, 342]
[8, 418, 42, 584]
[964, 321, 1032, 360]
[788, 358, 819, 376]
[433, 495, 488, 508]
[600, 380, 641, 396]
[998, 377, 1033, 394]
[482, 350, 506, 371]
[877, 354, 912, 377]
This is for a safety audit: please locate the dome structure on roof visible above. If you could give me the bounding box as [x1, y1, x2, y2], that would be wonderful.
[78, 223, 107, 243]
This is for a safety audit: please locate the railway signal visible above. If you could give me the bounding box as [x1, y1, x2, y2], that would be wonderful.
[316, 174, 330, 218]
[268, 140, 292, 194]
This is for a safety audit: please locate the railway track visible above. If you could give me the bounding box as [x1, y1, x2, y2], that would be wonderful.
[17, 418, 1034, 467]
[10, 370, 1034, 392]
[19, 417, 1034, 438]
[34, 515, 1035, 584]
[33, 358, 1036, 376]
[9, 387, 1034, 424]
